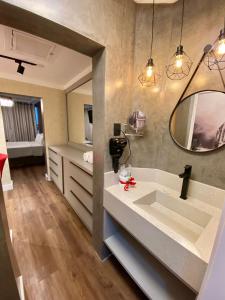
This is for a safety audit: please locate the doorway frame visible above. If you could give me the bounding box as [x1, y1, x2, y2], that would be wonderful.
[0, 0, 106, 258]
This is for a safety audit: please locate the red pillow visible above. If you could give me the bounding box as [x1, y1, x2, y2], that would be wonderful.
[0, 154, 8, 178]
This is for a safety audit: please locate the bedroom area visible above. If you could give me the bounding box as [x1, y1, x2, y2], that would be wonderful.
[1, 93, 45, 169]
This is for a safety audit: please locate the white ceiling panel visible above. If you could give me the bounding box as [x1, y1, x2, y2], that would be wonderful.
[0, 25, 92, 90]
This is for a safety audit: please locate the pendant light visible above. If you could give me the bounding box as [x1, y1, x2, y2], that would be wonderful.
[138, 0, 160, 87]
[166, 0, 193, 80]
[204, 17, 225, 70]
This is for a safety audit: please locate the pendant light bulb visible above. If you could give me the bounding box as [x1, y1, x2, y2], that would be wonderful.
[146, 59, 154, 77]
[175, 54, 183, 68]
[138, 0, 160, 87]
[217, 30, 225, 55]
[204, 25, 225, 71]
[166, 0, 193, 80]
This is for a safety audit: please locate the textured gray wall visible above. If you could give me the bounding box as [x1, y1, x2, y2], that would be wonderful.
[131, 0, 225, 189]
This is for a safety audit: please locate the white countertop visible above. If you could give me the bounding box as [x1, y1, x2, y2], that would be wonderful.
[49, 144, 93, 175]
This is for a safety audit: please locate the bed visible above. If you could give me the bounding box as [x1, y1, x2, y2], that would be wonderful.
[6, 134, 45, 168]
[7, 141, 44, 158]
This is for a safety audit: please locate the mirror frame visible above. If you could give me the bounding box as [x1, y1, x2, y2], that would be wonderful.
[169, 89, 225, 153]
[65, 72, 93, 146]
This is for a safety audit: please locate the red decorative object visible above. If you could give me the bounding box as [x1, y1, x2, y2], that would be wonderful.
[0, 154, 8, 178]
[119, 177, 136, 191]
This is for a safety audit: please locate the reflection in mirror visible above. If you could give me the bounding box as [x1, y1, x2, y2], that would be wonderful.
[170, 90, 225, 152]
[67, 80, 93, 145]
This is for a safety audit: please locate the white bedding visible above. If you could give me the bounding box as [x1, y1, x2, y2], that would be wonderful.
[7, 141, 44, 158]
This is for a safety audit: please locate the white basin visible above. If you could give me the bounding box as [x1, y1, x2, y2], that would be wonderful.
[134, 190, 212, 244]
[104, 168, 225, 292]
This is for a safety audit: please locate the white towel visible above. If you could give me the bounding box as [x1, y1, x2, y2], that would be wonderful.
[83, 151, 93, 164]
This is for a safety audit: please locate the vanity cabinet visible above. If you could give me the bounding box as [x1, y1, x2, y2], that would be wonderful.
[48, 145, 93, 233]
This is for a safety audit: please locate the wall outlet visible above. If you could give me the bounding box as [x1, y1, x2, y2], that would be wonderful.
[114, 123, 121, 136]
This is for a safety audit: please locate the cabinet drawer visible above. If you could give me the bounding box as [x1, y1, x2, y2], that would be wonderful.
[50, 167, 59, 186]
[49, 158, 59, 175]
[67, 189, 92, 232]
[65, 159, 93, 194]
[49, 148, 61, 165]
[68, 175, 93, 213]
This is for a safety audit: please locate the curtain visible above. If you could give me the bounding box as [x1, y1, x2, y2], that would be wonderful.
[2, 102, 37, 142]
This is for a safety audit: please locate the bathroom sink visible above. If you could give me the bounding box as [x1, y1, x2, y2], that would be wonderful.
[134, 190, 212, 243]
[104, 168, 225, 291]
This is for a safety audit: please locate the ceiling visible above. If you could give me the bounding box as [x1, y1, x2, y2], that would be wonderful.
[134, 0, 177, 3]
[0, 25, 92, 90]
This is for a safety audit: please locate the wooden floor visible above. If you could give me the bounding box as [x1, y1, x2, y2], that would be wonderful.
[4, 166, 147, 300]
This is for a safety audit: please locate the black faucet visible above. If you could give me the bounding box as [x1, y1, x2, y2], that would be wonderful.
[179, 165, 192, 200]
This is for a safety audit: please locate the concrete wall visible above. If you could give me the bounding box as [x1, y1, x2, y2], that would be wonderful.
[0, 77, 67, 182]
[131, 0, 225, 189]
[67, 92, 92, 144]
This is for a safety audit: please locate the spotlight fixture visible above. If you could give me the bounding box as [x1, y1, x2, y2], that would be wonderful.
[204, 18, 225, 70]
[138, 0, 160, 87]
[0, 54, 37, 75]
[16, 61, 25, 75]
[166, 0, 193, 80]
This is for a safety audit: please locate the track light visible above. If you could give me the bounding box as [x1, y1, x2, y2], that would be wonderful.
[0, 54, 37, 75]
[17, 62, 25, 75]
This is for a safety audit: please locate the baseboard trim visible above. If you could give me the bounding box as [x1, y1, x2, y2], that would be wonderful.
[2, 181, 13, 191]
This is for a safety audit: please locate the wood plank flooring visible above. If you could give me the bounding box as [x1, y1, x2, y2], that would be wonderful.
[4, 166, 147, 300]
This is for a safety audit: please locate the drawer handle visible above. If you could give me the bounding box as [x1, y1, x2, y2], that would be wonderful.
[49, 148, 57, 155]
[70, 176, 92, 196]
[49, 157, 58, 166]
[50, 167, 58, 177]
[70, 190, 92, 215]
[69, 161, 92, 177]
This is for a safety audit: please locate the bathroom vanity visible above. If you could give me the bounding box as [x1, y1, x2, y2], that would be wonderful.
[104, 168, 225, 299]
[48, 145, 93, 232]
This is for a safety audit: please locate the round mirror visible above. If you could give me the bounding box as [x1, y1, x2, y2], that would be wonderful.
[170, 90, 225, 152]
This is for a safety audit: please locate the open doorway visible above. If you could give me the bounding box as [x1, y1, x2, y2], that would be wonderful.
[1, 92, 45, 169]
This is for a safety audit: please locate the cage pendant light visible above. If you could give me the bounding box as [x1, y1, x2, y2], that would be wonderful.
[204, 17, 225, 70]
[166, 0, 193, 80]
[138, 0, 160, 87]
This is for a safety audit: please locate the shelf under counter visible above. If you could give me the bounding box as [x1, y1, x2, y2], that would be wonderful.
[104, 211, 196, 300]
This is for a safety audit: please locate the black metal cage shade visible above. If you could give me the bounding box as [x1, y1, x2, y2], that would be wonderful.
[166, 47, 193, 80]
[138, 58, 161, 87]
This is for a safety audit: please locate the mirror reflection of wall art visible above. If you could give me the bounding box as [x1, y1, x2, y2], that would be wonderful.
[170, 90, 225, 152]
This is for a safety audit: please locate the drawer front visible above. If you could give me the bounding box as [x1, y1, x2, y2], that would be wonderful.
[49, 148, 61, 165]
[67, 189, 93, 232]
[50, 167, 59, 187]
[49, 158, 59, 175]
[49, 149, 63, 193]
[65, 159, 93, 194]
[68, 175, 93, 213]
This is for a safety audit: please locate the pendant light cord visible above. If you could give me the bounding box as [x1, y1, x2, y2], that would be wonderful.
[179, 0, 185, 46]
[150, 0, 155, 58]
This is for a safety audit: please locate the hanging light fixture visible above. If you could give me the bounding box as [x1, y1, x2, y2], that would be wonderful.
[204, 18, 225, 70]
[166, 0, 193, 80]
[138, 0, 160, 87]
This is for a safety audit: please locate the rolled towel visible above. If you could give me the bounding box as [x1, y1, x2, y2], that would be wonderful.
[83, 152, 88, 162]
[83, 151, 93, 164]
[87, 151, 93, 164]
